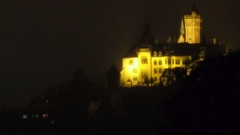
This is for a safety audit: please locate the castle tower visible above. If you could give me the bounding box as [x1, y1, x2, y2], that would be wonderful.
[137, 23, 153, 84]
[184, 2, 202, 44]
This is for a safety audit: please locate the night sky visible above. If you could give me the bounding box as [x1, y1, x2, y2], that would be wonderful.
[1, 0, 240, 107]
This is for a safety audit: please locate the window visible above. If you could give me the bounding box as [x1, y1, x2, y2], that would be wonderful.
[159, 68, 162, 73]
[129, 60, 133, 65]
[154, 77, 157, 81]
[154, 60, 157, 65]
[133, 68, 137, 73]
[159, 60, 162, 65]
[159, 51, 162, 56]
[23, 115, 27, 119]
[176, 59, 180, 64]
[142, 72, 148, 78]
[172, 59, 174, 64]
[165, 59, 167, 64]
[133, 76, 138, 81]
[168, 59, 171, 65]
[141, 56, 148, 64]
[43, 114, 48, 118]
[154, 68, 157, 74]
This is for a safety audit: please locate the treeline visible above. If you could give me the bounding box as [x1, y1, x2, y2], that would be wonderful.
[1, 52, 240, 134]
[161, 52, 240, 134]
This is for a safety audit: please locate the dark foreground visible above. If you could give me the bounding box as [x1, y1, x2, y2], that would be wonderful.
[1, 53, 240, 134]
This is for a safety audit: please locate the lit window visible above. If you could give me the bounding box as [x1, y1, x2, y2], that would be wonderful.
[133, 68, 137, 73]
[154, 68, 157, 74]
[154, 60, 157, 65]
[23, 115, 27, 119]
[159, 60, 162, 65]
[43, 114, 48, 118]
[129, 60, 133, 65]
[141, 56, 148, 64]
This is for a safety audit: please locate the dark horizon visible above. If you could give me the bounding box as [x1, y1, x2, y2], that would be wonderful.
[1, 0, 240, 107]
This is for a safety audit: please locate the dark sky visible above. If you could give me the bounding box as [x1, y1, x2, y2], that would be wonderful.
[1, 0, 240, 107]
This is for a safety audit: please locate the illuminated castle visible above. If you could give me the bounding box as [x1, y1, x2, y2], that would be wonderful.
[120, 2, 226, 87]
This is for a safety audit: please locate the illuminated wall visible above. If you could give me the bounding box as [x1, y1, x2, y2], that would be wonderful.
[120, 48, 191, 87]
[120, 57, 139, 87]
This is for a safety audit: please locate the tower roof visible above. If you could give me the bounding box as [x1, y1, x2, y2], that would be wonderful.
[140, 23, 154, 45]
[180, 19, 185, 35]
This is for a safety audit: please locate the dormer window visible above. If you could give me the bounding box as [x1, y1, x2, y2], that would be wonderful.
[159, 60, 162, 65]
[154, 60, 157, 65]
[154, 51, 157, 56]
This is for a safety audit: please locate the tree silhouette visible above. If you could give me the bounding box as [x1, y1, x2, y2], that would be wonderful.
[162, 53, 240, 134]
[150, 77, 154, 86]
[144, 76, 150, 86]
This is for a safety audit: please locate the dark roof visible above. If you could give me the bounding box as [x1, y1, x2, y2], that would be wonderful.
[124, 43, 226, 58]
[153, 43, 226, 57]
[152, 43, 201, 56]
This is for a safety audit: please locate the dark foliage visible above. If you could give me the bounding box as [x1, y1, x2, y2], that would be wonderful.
[161, 53, 240, 134]
[1, 53, 240, 134]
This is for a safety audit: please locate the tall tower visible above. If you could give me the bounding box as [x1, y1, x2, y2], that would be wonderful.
[184, 2, 202, 44]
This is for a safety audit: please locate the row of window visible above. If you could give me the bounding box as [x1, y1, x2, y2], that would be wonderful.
[131, 68, 164, 74]
[128, 57, 149, 65]
[130, 76, 162, 82]
[129, 58, 186, 65]
[22, 114, 48, 119]
[154, 68, 163, 74]
[153, 59, 181, 65]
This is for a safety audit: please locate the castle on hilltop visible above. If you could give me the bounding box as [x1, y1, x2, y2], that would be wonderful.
[120, 2, 227, 87]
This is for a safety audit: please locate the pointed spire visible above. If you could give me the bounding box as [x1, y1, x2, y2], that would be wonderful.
[191, 1, 199, 14]
[180, 19, 185, 35]
[140, 22, 154, 45]
[141, 23, 151, 40]
[178, 18, 185, 43]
